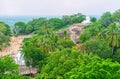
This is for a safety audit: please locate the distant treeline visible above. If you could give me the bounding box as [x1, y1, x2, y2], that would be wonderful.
[13, 13, 88, 35]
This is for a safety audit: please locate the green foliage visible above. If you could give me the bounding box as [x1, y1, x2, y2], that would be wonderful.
[0, 74, 25, 79]
[81, 22, 120, 62]
[62, 15, 71, 25]
[57, 39, 74, 50]
[79, 29, 91, 43]
[26, 18, 47, 32]
[22, 26, 74, 69]
[98, 23, 120, 60]
[25, 24, 34, 34]
[0, 22, 11, 36]
[4, 10, 120, 79]
[79, 10, 120, 63]
[0, 22, 11, 50]
[112, 48, 120, 62]
[79, 21, 103, 43]
[62, 13, 86, 25]
[112, 9, 120, 23]
[0, 56, 25, 79]
[48, 18, 64, 29]
[32, 18, 48, 30]
[0, 56, 18, 73]
[35, 27, 59, 53]
[22, 37, 46, 67]
[106, 23, 120, 48]
[90, 16, 96, 22]
[36, 48, 81, 79]
[13, 21, 26, 35]
[35, 48, 120, 79]
[22, 27, 58, 69]
[84, 39, 112, 59]
[13, 18, 48, 35]
[13, 13, 86, 34]
[65, 56, 120, 79]
[99, 12, 113, 27]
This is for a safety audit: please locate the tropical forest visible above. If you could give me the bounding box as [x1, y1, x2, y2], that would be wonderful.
[0, 6, 120, 79]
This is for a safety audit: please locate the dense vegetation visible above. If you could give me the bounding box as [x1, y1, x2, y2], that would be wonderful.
[22, 26, 74, 69]
[1, 9, 120, 79]
[0, 56, 25, 79]
[0, 22, 11, 51]
[13, 13, 86, 35]
[0, 22, 26, 78]
[20, 9, 120, 79]
[80, 9, 120, 63]
[36, 49, 120, 79]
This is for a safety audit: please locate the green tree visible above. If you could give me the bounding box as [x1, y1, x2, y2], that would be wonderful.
[112, 9, 120, 24]
[22, 38, 46, 67]
[25, 18, 48, 34]
[35, 27, 59, 53]
[0, 22, 11, 50]
[62, 13, 86, 25]
[112, 48, 120, 63]
[0, 22, 11, 36]
[48, 18, 64, 30]
[100, 23, 120, 55]
[0, 56, 25, 79]
[99, 12, 113, 27]
[62, 15, 71, 25]
[65, 56, 120, 79]
[90, 16, 96, 22]
[22, 27, 58, 68]
[79, 21, 103, 43]
[84, 39, 112, 59]
[13, 21, 26, 35]
[36, 48, 81, 79]
[0, 56, 18, 73]
[35, 48, 120, 79]
[33, 18, 48, 30]
[25, 24, 34, 34]
[71, 13, 86, 24]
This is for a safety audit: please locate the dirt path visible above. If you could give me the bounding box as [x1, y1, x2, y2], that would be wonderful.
[0, 34, 32, 57]
[67, 23, 86, 44]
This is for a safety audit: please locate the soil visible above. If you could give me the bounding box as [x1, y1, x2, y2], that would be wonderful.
[0, 34, 32, 57]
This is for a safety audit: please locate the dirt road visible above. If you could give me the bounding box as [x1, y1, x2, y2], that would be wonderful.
[0, 34, 32, 57]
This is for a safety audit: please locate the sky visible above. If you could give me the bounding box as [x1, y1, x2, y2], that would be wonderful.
[0, 0, 120, 16]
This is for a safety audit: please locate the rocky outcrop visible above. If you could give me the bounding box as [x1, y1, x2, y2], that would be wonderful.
[56, 23, 86, 44]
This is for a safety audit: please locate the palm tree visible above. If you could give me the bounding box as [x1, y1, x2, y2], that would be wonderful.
[98, 23, 120, 55]
[35, 26, 59, 53]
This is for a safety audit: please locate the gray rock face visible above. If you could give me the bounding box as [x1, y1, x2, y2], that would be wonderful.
[56, 23, 86, 44]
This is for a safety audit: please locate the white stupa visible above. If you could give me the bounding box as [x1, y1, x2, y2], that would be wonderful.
[82, 16, 91, 24]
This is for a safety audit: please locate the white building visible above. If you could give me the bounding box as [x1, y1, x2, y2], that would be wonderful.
[82, 16, 91, 24]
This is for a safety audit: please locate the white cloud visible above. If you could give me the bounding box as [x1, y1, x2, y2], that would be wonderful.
[0, 0, 120, 16]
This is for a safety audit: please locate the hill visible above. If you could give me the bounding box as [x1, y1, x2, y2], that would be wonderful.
[56, 23, 86, 44]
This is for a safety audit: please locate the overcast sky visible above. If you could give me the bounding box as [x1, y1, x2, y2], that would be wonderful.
[0, 0, 120, 16]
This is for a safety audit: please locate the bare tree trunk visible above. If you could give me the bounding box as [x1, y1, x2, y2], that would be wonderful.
[112, 46, 115, 55]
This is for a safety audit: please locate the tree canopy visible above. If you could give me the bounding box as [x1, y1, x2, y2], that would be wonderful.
[0, 56, 25, 79]
[0, 22, 11, 50]
[1, 9, 120, 79]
